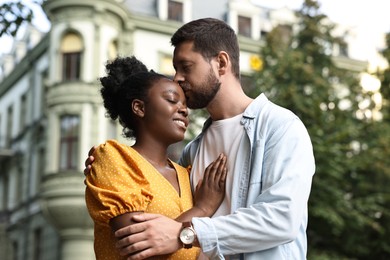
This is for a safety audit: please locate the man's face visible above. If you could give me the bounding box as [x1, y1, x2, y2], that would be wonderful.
[173, 41, 221, 109]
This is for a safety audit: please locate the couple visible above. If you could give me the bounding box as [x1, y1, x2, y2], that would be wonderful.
[84, 18, 315, 260]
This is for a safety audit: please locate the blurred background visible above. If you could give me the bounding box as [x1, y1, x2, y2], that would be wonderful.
[0, 0, 389, 259]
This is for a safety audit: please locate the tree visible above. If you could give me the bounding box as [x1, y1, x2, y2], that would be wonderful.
[364, 32, 390, 257]
[0, 0, 41, 37]
[250, 0, 390, 258]
[378, 33, 390, 120]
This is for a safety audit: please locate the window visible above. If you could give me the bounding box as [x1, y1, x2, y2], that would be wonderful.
[168, 0, 183, 22]
[238, 16, 252, 37]
[16, 170, 23, 204]
[12, 240, 18, 260]
[59, 115, 79, 170]
[337, 40, 349, 57]
[20, 94, 27, 131]
[33, 228, 42, 260]
[158, 0, 190, 22]
[1, 174, 9, 211]
[6, 106, 13, 147]
[41, 70, 48, 113]
[340, 45, 348, 56]
[62, 52, 81, 80]
[36, 147, 45, 190]
[60, 33, 83, 81]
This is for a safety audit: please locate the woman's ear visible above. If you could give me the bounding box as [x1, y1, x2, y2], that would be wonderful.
[132, 99, 145, 118]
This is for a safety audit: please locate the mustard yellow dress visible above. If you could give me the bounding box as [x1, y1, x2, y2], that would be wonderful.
[85, 140, 199, 260]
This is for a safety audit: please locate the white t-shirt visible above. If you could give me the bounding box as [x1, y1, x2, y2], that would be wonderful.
[191, 113, 245, 216]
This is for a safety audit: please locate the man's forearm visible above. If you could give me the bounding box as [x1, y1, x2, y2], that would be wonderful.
[114, 213, 185, 258]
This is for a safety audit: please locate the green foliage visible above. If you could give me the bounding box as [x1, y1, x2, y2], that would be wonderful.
[0, 0, 41, 37]
[186, 108, 208, 140]
[377, 33, 390, 120]
[250, 0, 390, 258]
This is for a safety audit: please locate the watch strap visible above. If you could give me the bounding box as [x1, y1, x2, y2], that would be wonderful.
[181, 222, 195, 249]
[182, 221, 191, 228]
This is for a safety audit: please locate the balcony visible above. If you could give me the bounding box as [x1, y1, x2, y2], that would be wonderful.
[40, 171, 94, 260]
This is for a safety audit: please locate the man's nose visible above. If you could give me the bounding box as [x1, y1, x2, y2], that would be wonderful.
[173, 72, 184, 83]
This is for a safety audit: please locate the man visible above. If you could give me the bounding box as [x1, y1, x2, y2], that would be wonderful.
[86, 18, 315, 259]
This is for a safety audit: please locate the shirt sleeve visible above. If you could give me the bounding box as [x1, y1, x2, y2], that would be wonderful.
[85, 140, 153, 225]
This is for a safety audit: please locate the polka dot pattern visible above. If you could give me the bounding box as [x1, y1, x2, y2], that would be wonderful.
[85, 140, 199, 259]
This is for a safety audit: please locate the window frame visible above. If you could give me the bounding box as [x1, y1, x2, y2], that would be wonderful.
[158, 0, 191, 22]
[168, 0, 183, 22]
[59, 115, 80, 171]
[62, 52, 81, 81]
[238, 15, 252, 37]
[60, 32, 83, 81]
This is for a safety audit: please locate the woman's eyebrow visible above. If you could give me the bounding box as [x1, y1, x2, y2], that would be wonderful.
[163, 89, 180, 96]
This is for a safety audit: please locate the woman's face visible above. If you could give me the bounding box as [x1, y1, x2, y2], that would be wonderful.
[142, 78, 189, 144]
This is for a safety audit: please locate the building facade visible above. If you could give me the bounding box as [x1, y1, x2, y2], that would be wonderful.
[0, 0, 367, 259]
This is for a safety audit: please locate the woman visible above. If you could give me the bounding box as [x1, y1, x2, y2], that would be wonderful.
[84, 56, 227, 259]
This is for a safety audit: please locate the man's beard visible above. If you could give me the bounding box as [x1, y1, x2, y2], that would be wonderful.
[186, 68, 221, 109]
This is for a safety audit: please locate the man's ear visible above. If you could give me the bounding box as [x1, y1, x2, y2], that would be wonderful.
[217, 51, 229, 75]
[132, 99, 145, 118]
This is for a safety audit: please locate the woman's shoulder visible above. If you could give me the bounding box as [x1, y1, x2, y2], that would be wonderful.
[94, 139, 131, 156]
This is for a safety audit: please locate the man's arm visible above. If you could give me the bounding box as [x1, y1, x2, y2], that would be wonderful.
[115, 214, 183, 259]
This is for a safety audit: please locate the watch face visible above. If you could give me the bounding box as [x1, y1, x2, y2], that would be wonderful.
[180, 228, 195, 244]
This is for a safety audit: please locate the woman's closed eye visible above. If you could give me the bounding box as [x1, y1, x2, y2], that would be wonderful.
[167, 99, 179, 104]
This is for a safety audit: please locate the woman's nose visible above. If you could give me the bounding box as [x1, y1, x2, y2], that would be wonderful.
[178, 104, 188, 117]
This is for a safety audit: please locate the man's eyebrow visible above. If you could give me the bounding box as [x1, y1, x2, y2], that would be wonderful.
[174, 59, 192, 65]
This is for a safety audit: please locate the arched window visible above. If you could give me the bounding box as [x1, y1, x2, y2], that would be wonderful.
[60, 32, 83, 81]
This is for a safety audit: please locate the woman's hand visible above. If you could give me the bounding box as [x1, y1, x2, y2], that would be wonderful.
[193, 153, 227, 216]
[83, 146, 96, 175]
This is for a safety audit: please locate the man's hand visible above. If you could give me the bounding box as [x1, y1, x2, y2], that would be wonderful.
[83, 146, 96, 175]
[115, 213, 182, 259]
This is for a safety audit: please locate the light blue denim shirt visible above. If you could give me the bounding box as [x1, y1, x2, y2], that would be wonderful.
[178, 94, 316, 259]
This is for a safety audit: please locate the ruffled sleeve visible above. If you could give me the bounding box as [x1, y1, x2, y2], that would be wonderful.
[85, 140, 153, 225]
